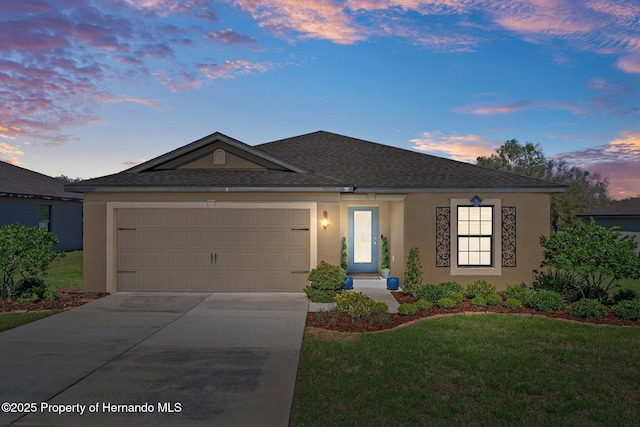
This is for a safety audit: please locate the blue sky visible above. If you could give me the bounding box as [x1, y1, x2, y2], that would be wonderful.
[2, 0, 639, 198]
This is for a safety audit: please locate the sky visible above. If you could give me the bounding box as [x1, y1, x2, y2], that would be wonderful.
[1, 0, 639, 198]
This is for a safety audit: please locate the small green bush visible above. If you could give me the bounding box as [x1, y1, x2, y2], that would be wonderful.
[613, 300, 640, 320]
[569, 298, 607, 320]
[414, 299, 432, 312]
[448, 291, 464, 305]
[397, 303, 417, 316]
[17, 292, 39, 304]
[504, 298, 522, 309]
[465, 280, 496, 299]
[532, 269, 586, 303]
[503, 284, 531, 302]
[334, 292, 375, 318]
[437, 281, 464, 295]
[304, 288, 338, 303]
[305, 261, 347, 302]
[371, 301, 389, 315]
[415, 284, 447, 303]
[436, 297, 457, 309]
[43, 288, 59, 301]
[524, 289, 566, 312]
[612, 288, 638, 304]
[486, 293, 502, 306]
[471, 296, 486, 307]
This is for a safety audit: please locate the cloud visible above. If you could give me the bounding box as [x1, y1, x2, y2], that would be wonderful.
[197, 60, 273, 79]
[121, 95, 164, 110]
[455, 100, 585, 116]
[207, 29, 263, 51]
[556, 130, 640, 198]
[0, 142, 25, 165]
[409, 131, 498, 163]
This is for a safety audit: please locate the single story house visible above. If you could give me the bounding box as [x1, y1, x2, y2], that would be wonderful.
[0, 161, 83, 251]
[578, 198, 640, 251]
[66, 131, 565, 293]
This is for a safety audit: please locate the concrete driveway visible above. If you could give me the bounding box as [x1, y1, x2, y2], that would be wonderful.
[0, 292, 308, 427]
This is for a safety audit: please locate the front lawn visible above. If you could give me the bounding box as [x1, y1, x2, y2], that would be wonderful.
[46, 250, 83, 291]
[291, 315, 640, 426]
[0, 311, 61, 333]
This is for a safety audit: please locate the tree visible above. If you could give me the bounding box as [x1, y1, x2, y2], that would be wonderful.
[55, 175, 84, 183]
[340, 237, 348, 271]
[477, 139, 611, 231]
[539, 219, 640, 301]
[0, 223, 62, 301]
[403, 247, 423, 296]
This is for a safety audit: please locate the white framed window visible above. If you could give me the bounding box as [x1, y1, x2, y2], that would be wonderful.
[457, 206, 493, 266]
[450, 198, 502, 276]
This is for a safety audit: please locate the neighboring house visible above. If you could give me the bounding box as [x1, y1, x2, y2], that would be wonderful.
[66, 131, 565, 293]
[578, 198, 640, 251]
[0, 162, 83, 251]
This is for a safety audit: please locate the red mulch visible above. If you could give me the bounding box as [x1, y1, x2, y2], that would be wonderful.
[306, 292, 640, 333]
[0, 290, 109, 313]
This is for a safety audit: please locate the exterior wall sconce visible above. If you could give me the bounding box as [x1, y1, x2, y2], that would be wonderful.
[321, 211, 329, 230]
[470, 195, 483, 207]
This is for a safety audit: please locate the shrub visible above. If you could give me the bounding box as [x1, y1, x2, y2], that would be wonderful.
[334, 292, 375, 318]
[415, 284, 447, 303]
[613, 300, 640, 320]
[504, 298, 523, 309]
[397, 303, 417, 316]
[612, 288, 638, 304]
[569, 298, 607, 320]
[532, 268, 586, 303]
[437, 281, 464, 295]
[436, 297, 457, 309]
[304, 288, 337, 303]
[0, 223, 62, 301]
[340, 237, 348, 271]
[414, 299, 432, 312]
[539, 219, 640, 302]
[448, 291, 464, 305]
[43, 288, 59, 301]
[403, 247, 423, 296]
[17, 292, 39, 304]
[305, 261, 347, 302]
[486, 293, 503, 306]
[465, 280, 496, 299]
[371, 301, 389, 315]
[524, 289, 566, 312]
[471, 296, 486, 307]
[503, 284, 531, 302]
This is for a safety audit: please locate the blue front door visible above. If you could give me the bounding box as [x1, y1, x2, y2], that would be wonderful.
[347, 207, 379, 273]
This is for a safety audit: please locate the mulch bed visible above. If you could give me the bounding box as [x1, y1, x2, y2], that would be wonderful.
[306, 292, 640, 333]
[0, 290, 109, 313]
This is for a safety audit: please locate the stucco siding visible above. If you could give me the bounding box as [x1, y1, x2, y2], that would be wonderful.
[404, 193, 551, 290]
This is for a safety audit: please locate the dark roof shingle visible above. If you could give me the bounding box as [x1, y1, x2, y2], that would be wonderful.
[0, 162, 81, 200]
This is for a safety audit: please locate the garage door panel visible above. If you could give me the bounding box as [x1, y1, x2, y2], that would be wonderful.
[117, 208, 310, 292]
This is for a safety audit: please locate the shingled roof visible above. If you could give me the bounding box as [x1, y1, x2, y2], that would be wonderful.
[578, 198, 640, 218]
[67, 131, 565, 193]
[0, 161, 81, 201]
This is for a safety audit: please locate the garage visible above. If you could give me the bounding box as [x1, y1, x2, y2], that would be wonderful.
[116, 208, 311, 292]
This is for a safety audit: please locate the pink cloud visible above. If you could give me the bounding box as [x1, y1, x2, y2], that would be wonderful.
[0, 142, 25, 165]
[409, 131, 498, 163]
[197, 60, 273, 79]
[556, 131, 640, 198]
[455, 100, 585, 116]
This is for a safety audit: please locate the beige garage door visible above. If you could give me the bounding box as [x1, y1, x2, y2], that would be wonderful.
[116, 208, 310, 292]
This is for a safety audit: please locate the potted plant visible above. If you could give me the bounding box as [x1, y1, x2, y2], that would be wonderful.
[341, 237, 353, 289]
[380, 235, 390, 278]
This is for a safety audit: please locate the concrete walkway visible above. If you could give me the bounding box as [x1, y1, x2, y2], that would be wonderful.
[0, 292, 308, 427]
[309, 278, 401, 313]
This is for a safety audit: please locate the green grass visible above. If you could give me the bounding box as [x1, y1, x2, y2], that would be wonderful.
[0, 311, 61, 332]
[291, 315, 640, 427]
[46, 250, 83, 291]
[619, 278, 640, 295]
